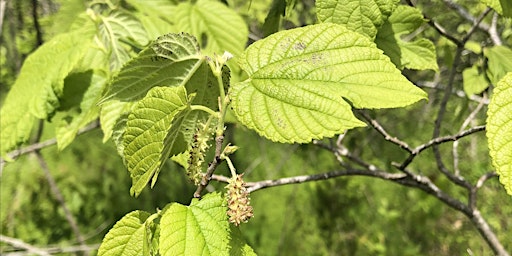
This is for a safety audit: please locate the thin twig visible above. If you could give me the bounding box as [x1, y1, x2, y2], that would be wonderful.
[194, 134, 224, 198]
[358, 111, 413, 153]
[0, 121, 100, 167]
[416, 81, 490, 104]
[34, 152, 88, 256]
[489, 12, 503, 46]
[0, 235, 50, 256]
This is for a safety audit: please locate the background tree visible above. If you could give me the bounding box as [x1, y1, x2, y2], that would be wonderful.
[1, 0, 511, 255]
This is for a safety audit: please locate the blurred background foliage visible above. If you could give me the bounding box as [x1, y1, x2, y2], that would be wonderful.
[1, 0, 511, 255]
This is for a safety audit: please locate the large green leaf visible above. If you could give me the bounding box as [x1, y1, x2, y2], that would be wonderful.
[375, 5, 438, 71]
[100, 32, 204, 102]
[484, 46, 512, 85]
[98, 11, 149, 71]
[0, 28, 95, 156]
[123, 86, 190, 196]
[480, 0, 512, 17]
[316, 0, 398, 39]
[98, 210, 151, 256]
[487, 72, 512, 195]
[229, 23, 427, 143]
[173, 0, 248, 56]
[159, 193, 254, 256]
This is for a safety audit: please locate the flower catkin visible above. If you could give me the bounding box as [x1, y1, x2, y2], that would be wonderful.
[187, 123, 212, 185]
[226, 174, 254, 225]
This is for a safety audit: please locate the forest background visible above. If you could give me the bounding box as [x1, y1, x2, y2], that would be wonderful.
[1, 0, 511, 255]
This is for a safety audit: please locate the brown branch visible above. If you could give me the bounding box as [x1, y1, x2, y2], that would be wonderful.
[194, 134, 224, 198]
[358, 111, 413, 153]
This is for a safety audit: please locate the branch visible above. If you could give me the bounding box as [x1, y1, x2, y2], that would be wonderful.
[1, 121, 99, 165]
[0, 235, 50, 256]
[194, 133, 224, 198]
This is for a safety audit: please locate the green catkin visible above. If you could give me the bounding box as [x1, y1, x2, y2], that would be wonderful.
[187, 122, 213, 185]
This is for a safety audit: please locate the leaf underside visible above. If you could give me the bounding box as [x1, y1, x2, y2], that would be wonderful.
[230, 23, 427, 143]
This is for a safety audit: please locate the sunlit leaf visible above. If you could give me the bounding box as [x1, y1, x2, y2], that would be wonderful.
[0, 27, 95, 156]
[230, 23, 427, 143]
[487, 72, 512, 195]
[375, 5, 438, 71]
[484, 45, 512, 85]
[123, 86, 190, 196]
[462, 66, 489, 96]
[316, 0, 398, 38]
[100, 32, 203, 102]
[159, 193, 254, 256]
[98, 210, 151, 256]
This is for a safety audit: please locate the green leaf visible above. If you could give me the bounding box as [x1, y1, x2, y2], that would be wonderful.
[480, 0, 512, 17]
[125, 0, 177, 39]
[486, 72, 512, 195]
[173, 0, 248, 56]
[123, 86, 191, 196]
[100, 32, 203, 102]
[56, 70, 107, 150]
[100, 100, 134, 142]
[98, 210, 151, 256]
[99, 11, 149, 70]
[462, 66, 489, 96]
[316, 0, 398, 39]
[375, 5, 438, 71]
[159, 193, 254, 256]
[484, 46, 512, 85]
[0, 28, 95, 156]
[230, 23, 427, 143]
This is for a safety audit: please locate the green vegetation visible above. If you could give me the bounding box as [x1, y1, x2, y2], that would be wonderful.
[1, 0, 511, 255]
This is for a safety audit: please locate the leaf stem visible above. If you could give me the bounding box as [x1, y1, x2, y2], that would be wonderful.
[190, 105, 218, 117]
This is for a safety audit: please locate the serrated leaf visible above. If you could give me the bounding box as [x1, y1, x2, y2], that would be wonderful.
[100, 100, 134, 142]
[159, 193, 230, 256]
[229, 23, 426, 143]
[100, 32, 203, 102]
[316, 0, 398, 39]
[484, 46, 512, 85]
[375, 5, 438, 71]
[56, 70, 107, 150]
[173, 0, 248, 56]
[487, 72, 512, 195]
[462, 66, 489, 96]
[123, 86, 190, 196]
[480, 0, 512, 17]
[99, 11, 149, 71]
[0, 28, 95, 156]
[98, 210, 151, 256]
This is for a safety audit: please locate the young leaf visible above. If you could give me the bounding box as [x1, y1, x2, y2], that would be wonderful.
[229, 23, 427, 143]
[123, 86, 190, 196]
[486, 72, 512, 195]
[480, 0, 512, 17]
[159, 193, 254, 256]
[462, 66, 489, 96]
[484, 46, 512, 85]
[100, 32, 203, 102]
[0, 27, 95, 156]
[98, 210, 152, 256]
[375, 5, 438, 71]
[98, 11, 149, 71]
[173, 0, 248, 56]
[316, 0, 398, 39]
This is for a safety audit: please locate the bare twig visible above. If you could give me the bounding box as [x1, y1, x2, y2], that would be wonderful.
[0, 235, 51, 256]
[358, 111, 413, 153]
[489, 12, 503, 46]
[194, 134, 224, 198]
[0, 121, 100, 171]
[0, 0, 6, 35]
[34, 152, 88, 256]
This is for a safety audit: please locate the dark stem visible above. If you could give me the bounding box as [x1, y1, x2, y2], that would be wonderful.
[193, 134, 224, 198]
[31, 0, 43, 47]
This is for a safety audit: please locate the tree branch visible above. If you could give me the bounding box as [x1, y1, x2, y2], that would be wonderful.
[194, 133, 224, 198]
[0, 235, 51, 256]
